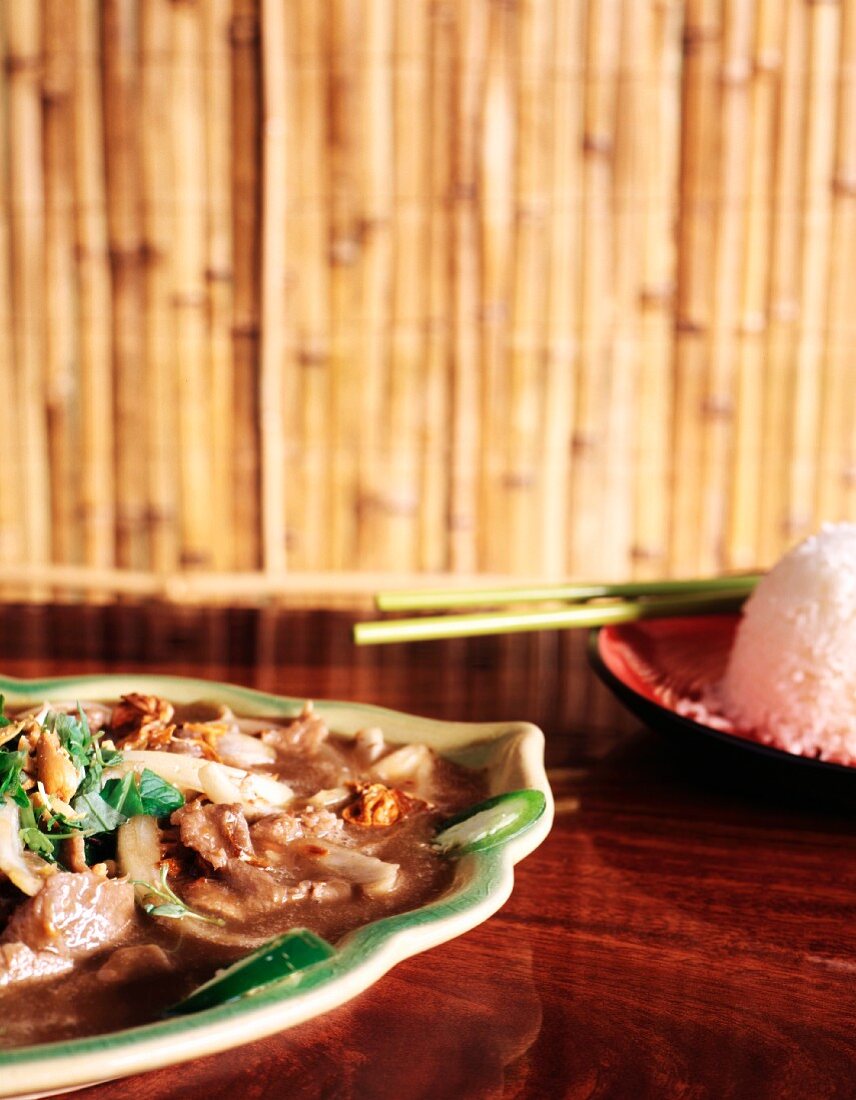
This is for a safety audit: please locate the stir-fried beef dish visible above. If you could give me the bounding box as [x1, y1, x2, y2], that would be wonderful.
[0, 694, 485, 1047]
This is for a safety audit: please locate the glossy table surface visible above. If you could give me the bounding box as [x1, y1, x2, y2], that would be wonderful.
[3, 602, 856, 1100]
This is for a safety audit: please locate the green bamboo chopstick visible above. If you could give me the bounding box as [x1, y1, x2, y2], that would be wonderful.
[374, 573, 760, 612]
[353, 588, 751, 646]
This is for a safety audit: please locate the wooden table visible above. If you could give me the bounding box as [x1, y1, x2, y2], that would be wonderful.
[3, 603, 856, 1100]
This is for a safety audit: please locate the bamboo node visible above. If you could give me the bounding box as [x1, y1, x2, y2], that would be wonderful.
[145, 505, 178, 527]
[329, 236, 361, 266]
[571, 431, 600, 456]
[448, 512, 474, 533]
[180, 550, 212, 569]
[42, 84, 72, 107]
[298, 347, 329, 368]
[515, 200, 548, 225]
[783, 514, 811, 538]
[205, 267, 233, 284]
[582, 133, 613, 158]
[832, 175, 856, 197]
[429, 2, 455, 27]
[639, 283, 675, 310]
[842, 465, 856, 486]
[232, 321, 260, 340]
[4, 56, 41, 77]
[109, 246, 144, 271]
[116, 508, 150, 533]
[701, 395, 734, 421]
[229, 15, 259, 46]
[502, 470, 536, 491]
[675, 316, 707, 337]
[452, 182, 477, 202]
[141, 242, 166, 268]
[359, 490, 419, 518]
[682, 25, 721, 53]
[630, 544, 667, 564]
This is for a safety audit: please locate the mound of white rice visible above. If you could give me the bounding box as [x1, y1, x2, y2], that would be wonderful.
[720, 523, 856, 763]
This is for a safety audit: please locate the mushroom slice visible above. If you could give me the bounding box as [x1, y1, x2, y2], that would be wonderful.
[0, 800, 52, 897]
[291, 839, 398, 896]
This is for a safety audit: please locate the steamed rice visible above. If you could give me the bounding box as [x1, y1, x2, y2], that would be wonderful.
[720, 522, 856, 764]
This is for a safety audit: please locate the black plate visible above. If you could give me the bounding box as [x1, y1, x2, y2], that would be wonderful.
[587, 615, 856, 805]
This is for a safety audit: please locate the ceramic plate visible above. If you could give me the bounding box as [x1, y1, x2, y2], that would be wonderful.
[0, 673, 553, 1099]
[588, 614, 856, 788]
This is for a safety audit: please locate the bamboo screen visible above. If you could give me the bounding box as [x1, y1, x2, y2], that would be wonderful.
[0, 0, 855, 603]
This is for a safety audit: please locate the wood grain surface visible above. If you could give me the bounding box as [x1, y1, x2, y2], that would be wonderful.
[2, 603, 856, 1100]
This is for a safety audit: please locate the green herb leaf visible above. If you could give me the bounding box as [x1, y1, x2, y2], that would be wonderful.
[138, 769, 184, 816]
[49, 712, 90, 771]
[143, 903, 189, 920]
[133, 864, 225, 927]
[17, 799, 60, 861]
[0, 749, 25, 802]
[101, 769, 183, 820]
[19, 826, 58, 859]
[0, 696, 9, 729]
[71, 788, 128, 835]
[100, 772, 145, 818]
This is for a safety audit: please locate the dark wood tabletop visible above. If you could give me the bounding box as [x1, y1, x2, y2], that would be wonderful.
[4, 602, 856, 1100]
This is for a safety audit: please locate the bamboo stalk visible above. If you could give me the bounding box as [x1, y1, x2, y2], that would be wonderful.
[259, 0, 288, 573]
[541, 0, 585, 579]
[787, 0, 840, 540]
[670, 0, 721, 574]
[280, 0, 301, 570]
[354, 0, 394, 569]
[727, 0, 784, 569]
[818, 0, 856, 522]
[4, 0, 50, 584]
[230, 0, 263, 569]
[632, 0, 682, 578]
[139, 0, 178, 576]
[101, 0, 147, 569]
[506, 0, 551, 575]
[381, 0, 428, 572]
[42, 0, 78, 566]
[570, 0, 621, 575]
[327, 0, 363, 569]
[204, 0, 235, 572]
[478, 0, 516, 572]
[74, 0, 115, 573]
[758, 0, 807, 565]
[0, 15, 20, 572]
[449, 0, 489, 573]
[419, 0, 454, 573]
[700, 0, 754, 572]
[172, 0, 214, 569]
[293, 0, 331, 571]
[354, 589, 750, 647]
[606, 0, 646, 580]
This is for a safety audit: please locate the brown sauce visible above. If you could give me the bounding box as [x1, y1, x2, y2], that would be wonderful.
[0, 699, 486, 1048]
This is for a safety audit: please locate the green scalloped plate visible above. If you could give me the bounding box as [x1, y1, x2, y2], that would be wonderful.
[0, 672, 553, 1099]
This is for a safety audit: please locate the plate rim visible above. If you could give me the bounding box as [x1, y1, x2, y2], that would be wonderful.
[587, 616, 856, 778]
[0, 671, 553, 1096]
